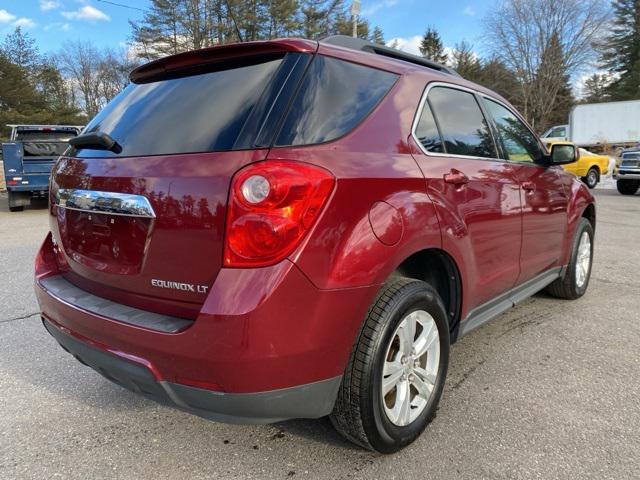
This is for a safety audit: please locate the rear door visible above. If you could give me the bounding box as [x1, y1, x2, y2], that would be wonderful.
[49, 52, 309, 307]
[412, 84, 522, 309]
[482, 98, 569, 283]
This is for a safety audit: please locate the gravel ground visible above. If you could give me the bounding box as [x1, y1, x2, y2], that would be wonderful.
[0, 189, 639, 480]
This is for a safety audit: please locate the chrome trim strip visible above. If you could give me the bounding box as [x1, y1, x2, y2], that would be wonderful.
[54, 188, 156, 218]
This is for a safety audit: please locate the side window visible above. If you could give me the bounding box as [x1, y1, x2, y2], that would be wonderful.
[485, 99, 544, 164]
[415, 102, 444, 153]
[274, 56, 398, 146]
[427, 87, 497, 159]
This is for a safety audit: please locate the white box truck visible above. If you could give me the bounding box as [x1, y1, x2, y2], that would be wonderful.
[541, 99, 640, 152]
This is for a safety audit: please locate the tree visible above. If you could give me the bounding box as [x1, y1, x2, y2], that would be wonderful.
[476, 57, 522, 109]
[530, 32, 575, 133]
[582, 73, 611, 103]
[372, 26, 385, 45]
[599, 0, 640, 100]
[449, 41, 481, 81]
[419, 27, 447, 64]
[1, 27, 40, 73]
[485, 0, 609, 129]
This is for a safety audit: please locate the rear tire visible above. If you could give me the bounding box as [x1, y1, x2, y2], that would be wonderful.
[330, 277, 450, 453]
[545, 218, 594, 300]
[582, 168, 599, 189]
[7, 191, 28, 212]
[617, 179, 640, 195]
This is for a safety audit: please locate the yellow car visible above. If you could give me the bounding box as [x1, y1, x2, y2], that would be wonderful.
[544, 141, 610, 189]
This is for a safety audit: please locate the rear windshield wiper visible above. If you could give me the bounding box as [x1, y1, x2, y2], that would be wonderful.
[68, 132, 122, 154]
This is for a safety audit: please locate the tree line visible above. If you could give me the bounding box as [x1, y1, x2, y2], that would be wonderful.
[1, 0, 638, 138]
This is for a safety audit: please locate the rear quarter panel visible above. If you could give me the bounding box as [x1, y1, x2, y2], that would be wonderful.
[278, 73, 443, 290]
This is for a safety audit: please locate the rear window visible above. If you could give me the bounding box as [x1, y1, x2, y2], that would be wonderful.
[75, 56, 285, 158]
[274, 56, 398, 146]
[16, 131, 78, 142]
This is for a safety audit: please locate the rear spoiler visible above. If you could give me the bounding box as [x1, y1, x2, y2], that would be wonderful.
[129, 39, 318, 84]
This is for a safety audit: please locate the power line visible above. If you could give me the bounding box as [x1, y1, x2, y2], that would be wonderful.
[95, 0, 147, 13]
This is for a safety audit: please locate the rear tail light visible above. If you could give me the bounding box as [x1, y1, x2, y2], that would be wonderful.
[224, 160, 335, 267]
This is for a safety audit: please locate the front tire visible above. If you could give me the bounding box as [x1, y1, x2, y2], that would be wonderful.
[617, 179, 640, 195]
[583, 168, 599, 189]
[330, 277, 450, 453]
[546, 218, 594, 300]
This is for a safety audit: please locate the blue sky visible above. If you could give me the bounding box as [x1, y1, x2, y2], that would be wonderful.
[0, 0, 494, 56]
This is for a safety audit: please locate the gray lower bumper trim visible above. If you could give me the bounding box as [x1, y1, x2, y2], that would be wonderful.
[43, 318, 341, 424]
[40, 275, 192, 333]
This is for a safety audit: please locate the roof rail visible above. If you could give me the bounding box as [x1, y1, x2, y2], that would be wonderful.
[321, 35, 461, 77]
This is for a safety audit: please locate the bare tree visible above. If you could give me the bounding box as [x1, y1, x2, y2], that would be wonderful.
[485, 0, 609, 129]
[56, 42, 139, 118]
[56, 41, 103, 118]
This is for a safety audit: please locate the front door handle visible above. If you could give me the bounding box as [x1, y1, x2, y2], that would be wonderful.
[522, 181, 536, 193]
[443, 169, 469, 186]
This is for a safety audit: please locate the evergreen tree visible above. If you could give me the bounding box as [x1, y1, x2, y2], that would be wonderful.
[531, 32, 574, 132]
[450, 41, 481, 81]
[419, 27, 447, 63]
[476, 57, 522, 110]
[372, 26, 385, 45]
[1, 27, 40, 73]
[582, 73, 611, 103]
[599, 0, 640, 100]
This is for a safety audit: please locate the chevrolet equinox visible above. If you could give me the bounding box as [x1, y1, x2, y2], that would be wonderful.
[35, 36, 595, 453]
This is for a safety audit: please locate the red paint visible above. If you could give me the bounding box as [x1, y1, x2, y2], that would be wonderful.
[36, 38, 595, 395]
[369, 201, 403, 246]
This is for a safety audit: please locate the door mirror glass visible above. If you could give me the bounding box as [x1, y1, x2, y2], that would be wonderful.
[550, 144, 578, 165]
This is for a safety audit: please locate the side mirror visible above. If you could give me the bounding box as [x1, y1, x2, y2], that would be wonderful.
[549, 144, 578, 165]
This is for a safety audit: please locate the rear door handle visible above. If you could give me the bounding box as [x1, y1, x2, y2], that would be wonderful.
[522, 181, 536, 193]
[443, 169, 469, 186]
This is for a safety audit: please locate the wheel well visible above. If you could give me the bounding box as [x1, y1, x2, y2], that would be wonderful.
[393, 249, 462, 341]
[589, 165, 600, 174]
[582, 203, 596, 231]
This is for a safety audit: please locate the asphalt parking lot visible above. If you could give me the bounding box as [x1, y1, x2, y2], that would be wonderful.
[1, 189, 639, 480]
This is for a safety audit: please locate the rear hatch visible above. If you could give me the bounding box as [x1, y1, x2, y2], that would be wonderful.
[49, 43, 316, 309]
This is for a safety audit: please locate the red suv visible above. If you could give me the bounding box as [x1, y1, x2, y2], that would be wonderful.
[35, 36, 595, 453]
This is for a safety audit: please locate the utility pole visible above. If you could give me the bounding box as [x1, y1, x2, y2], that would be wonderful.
[351, 0, 361, 38]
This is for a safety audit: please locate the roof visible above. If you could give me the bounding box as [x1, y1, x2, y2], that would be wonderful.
[320, 35, 460, 77]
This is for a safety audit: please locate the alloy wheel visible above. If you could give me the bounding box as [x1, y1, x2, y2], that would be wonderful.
[381, 310, 440, 427]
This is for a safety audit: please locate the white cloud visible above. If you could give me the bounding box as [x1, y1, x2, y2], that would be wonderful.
[62, 5, 110, 21]
[387, 35, 423, 56]
[40, 0, 62, 12]
[0, 10, 36, 29]
[463, 6, 475, 16]
[361, 0, 399, 17]
[44, 22, 71, 31]
[0, 9, 17, 23]
[13, 17, 36, 28]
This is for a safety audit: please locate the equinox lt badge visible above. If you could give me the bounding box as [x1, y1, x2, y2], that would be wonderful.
[151, 279, 209, 294]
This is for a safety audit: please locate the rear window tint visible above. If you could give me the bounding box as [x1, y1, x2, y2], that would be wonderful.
[275, 56, 397, 146]
[74, 56, 284, 158]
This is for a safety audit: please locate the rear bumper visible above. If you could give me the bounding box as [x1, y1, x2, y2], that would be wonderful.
[615, 170, 640, 180]
[35, 234, 378, 423]
[43, 317, 341, 424]
[5, 173, 50, 191]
